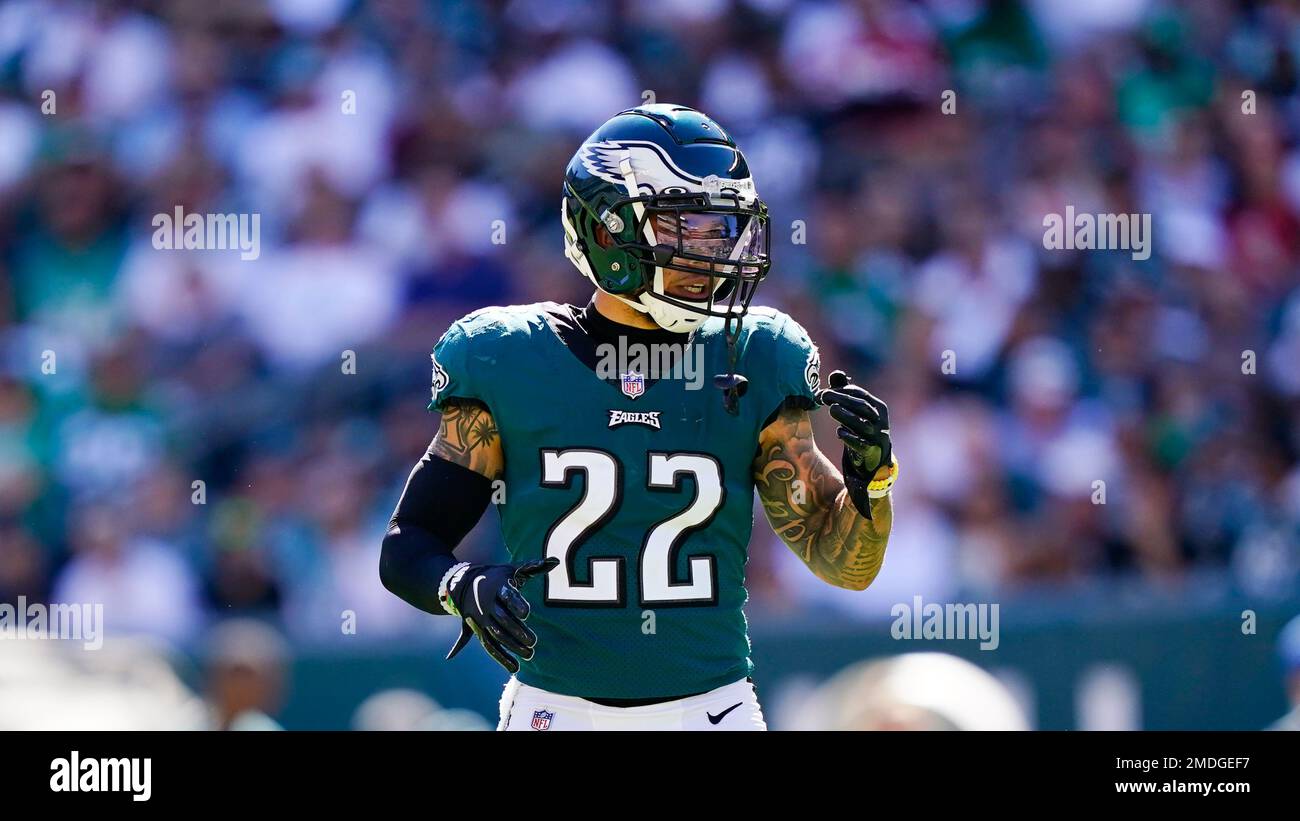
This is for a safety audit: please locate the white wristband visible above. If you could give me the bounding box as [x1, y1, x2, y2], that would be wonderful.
[438, 562, 472, 615]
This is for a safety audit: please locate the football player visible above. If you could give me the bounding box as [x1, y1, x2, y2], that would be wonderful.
[380, 104, 897, 730]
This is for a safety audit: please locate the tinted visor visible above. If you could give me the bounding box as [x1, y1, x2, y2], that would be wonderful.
[649, 209, 766, 280]
[652, 211, 758, 257]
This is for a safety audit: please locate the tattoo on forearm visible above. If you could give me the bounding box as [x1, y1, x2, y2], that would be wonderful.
[432, 400, 504, 478]
[755, 406, 891, 590]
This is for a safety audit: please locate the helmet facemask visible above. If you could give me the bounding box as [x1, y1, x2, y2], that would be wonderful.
[640, 193, 768, 329]
[577, 187, 770, 334]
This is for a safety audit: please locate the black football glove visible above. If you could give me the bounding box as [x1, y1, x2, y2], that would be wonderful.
[444, 558, 558, 674]
[818, 370, 893, 518]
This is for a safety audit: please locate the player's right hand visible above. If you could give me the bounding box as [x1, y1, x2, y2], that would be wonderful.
[443, 558, 558, 674]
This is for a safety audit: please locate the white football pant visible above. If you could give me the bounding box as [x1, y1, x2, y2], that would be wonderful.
[498, 677, 766, 731]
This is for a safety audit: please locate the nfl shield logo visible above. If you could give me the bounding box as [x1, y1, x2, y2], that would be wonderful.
[531, 709, 554, 731]
[620, 370, 645, 399]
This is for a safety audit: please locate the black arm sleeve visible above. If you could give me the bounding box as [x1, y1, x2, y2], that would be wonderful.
[378, 447, 495, 615]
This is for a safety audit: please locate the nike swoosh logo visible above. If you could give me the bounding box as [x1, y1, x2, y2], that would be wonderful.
[707, 702, 743, 725]
[473, 576, 486, 613]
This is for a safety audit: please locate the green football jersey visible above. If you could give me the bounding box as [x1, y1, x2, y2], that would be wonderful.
[429, 302, 820, 699]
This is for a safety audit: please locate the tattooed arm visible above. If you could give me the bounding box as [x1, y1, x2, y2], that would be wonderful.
[754, 403, 892, 591]
[430, 399, 505, 478]
[379, 399, 504, 614]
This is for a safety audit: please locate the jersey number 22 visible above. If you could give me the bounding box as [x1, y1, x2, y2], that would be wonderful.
[540, 448, 723, 608]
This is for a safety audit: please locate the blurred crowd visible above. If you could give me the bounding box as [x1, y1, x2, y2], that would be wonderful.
[2, 0, 1300, 650]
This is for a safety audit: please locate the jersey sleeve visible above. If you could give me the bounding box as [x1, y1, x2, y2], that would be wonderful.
[428, 320, 483, 412]
[772, 313, 821, 408]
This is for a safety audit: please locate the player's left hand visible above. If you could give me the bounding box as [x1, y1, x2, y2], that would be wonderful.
[818, 370, 892, 480]
[445, 558, 559, 674]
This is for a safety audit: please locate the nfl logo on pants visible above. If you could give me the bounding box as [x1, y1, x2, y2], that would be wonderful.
[620, 370, 644, 399]
[531, 709, 554, 731]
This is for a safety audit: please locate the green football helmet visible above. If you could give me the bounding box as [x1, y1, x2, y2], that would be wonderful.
[561, 104, 771, 335]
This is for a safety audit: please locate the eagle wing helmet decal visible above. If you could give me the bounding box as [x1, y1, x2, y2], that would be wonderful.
[579, 139, 706, 195]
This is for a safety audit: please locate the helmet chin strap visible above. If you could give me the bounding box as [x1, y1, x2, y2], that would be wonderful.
[605, 288, 707, 333]
[639, 292, 708, 332]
